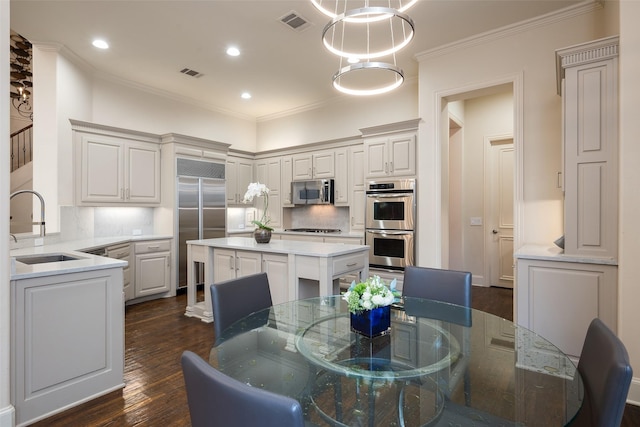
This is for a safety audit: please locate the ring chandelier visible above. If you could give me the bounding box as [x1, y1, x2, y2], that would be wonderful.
[312, 0, 417, 96]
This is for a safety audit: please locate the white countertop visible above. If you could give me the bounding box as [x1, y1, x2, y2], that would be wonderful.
[187, 237, 368, 257]
[515, 244, 618, 265]
[10, 234, 172, 280]
[226, 229, 364, 239]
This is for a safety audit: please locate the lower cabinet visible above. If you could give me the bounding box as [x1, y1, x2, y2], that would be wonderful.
[134, 239, 171, 299]
[516, 257, 617, 360]
[213, 248, 289, 305]
[107, 243, 132, 301]
[11, 267, 125, 426]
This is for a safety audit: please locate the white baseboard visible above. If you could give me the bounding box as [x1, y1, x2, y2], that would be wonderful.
[0, 405, 15, 427]
[626, 377, 640, 407]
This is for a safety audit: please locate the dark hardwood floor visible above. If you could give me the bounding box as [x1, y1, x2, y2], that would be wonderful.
[31, 286, 640, 426]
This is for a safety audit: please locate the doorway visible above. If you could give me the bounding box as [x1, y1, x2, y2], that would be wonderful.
[444, 82, 518, 288]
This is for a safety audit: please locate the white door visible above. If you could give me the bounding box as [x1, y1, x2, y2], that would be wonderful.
[487, 138, 514, 288]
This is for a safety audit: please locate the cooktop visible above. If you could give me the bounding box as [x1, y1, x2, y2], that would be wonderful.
[284, 228, 341, 233]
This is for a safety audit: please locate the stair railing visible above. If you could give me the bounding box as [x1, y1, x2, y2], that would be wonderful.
[10, 124, 33, 172]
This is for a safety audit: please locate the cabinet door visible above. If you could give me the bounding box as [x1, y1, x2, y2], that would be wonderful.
[364, 138, 389, 178]
[350, 145, 365, 230]
[236, 251, 262, 277]
[292, 154, 313, 180]
[389, 133, 416, 176]
[80, 135, 124, 203]
[262, 253, 289, 305]
[226, 159, 238, 204]
[281, 156, 293, 206]
[214, 248, 237, 282]
[334, 148, 349, 205]
[126, 142, 160, 203]
[313, 151, 335, 178]
[135, 251, 171, 297]
[237, 160, 254, 202]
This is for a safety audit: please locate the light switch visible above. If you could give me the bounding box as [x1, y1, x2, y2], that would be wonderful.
[470, 217, 482, 226]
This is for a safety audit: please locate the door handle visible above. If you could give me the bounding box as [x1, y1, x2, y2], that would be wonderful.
[492, 229, 498, 234]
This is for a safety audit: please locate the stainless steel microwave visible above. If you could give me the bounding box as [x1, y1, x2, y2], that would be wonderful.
[292, 179, 334, 205]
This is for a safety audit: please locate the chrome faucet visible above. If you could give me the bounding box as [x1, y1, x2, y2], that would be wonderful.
[10, 189, 46, 237]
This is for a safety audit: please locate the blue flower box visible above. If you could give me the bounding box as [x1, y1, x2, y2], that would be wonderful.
[350, 305, 391, 338]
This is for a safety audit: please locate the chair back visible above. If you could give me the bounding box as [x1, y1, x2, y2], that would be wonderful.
[573, 318, 632, 427]
[211, 272, 272, 346]
[181, 351, 305, 427]
[402, 266, 472, 308]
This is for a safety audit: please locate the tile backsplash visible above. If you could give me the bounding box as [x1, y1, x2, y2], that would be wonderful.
[60, 206, 155, 240]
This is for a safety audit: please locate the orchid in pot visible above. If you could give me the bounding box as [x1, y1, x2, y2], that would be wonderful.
[343, 275, 399, 337]
[243, 182, 273, 242]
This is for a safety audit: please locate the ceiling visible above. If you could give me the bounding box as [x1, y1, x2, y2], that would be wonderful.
[10, 0, 583, 121]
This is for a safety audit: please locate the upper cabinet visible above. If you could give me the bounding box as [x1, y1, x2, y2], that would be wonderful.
[556, 36, 619, 259]
[349, 145, 366, 230]
[292, 150, 335, 180]
[334, 148, 349, 205]
[281, 155, 294, 207]
[72, 121, 161, 206]
[255, 157, 282, 228]
[364, 132, 416, 178]
[227, 155, 254, 206]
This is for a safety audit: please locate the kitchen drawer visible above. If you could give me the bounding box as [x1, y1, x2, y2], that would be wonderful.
[107, 244, 130, 259]
[333, 253, 365, 276]
[134, 240, 171, 254]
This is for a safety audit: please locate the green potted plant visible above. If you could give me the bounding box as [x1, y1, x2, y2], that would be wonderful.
[243, 182, 273, 243]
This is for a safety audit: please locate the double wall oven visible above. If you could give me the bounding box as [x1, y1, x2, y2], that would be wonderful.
[365, 179, 415, 270]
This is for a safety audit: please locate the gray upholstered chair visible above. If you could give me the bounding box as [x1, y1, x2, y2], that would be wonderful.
[402, 265, 472, 307]
[181, 351, 305, 427]
[571, 318, 632, 427]
[402, 265, 472, 406]
[210, 272, 273, 346]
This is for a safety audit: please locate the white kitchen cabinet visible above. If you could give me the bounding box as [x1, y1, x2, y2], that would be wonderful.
[556, 36, 618, 259]
[334, 148, 349, 205]
[292, 150, 335, 180]
[226, 155, 254, 205]
[364, 132, 416, 178]
[262, 253, 290, 305]
[11, 267, 124, 426]
[107, 242, 132, 301]
[134, 239, 171, 298]
[255, 157, 282, 228]
[516, 255, 617, 360]
[281, 155, 294, 206]
[76, 133, 161, 205]
[349, 145, 366, 231]
[213, 248, 262, 283]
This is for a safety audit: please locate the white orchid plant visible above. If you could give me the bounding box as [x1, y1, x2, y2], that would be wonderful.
[243, 182, 273, 231]
[343, 275, 400, 314]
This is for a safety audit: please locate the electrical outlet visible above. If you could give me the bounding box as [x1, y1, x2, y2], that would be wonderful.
[132, 229, 142, 236]
[246, 211, 255, 225]
[34, 238, 44, 246]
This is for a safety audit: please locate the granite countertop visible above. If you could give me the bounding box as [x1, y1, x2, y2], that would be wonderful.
[514, 244, 618, 266]
[10, 234, 172, 280]
[187, 236, 368, 257]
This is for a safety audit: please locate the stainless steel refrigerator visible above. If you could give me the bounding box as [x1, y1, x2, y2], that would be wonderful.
[177, 158, 226, 289]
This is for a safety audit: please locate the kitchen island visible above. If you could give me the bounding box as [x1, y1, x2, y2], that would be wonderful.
[185, 237, 369, 323]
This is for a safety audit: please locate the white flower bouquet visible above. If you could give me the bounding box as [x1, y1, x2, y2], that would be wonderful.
[343, 275, 399, 314]
[242, 182, 273, 231]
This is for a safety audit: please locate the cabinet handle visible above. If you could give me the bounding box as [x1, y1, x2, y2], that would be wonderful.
[351, 216, 354, 226]
[126, 188, 130, 199]
[121, 188, 124, 199]
[308, 167, 312, 177]
[229, 257, 234, 270]
[235, 256, 240, 271]
[147, 245, 160, 249]
[347, 262, 357, 267]
[384, 162, 388, 173]
[390, 161, 393, 172]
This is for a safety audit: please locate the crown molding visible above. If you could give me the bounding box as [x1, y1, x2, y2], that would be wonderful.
[415, 1, 603, 62]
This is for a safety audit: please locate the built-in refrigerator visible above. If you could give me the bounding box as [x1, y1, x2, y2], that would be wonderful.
[177, 158, 226, 289]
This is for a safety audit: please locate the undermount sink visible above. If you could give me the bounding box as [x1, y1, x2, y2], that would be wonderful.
[15, 254, 84, 265]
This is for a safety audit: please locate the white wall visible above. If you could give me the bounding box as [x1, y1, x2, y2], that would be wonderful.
[256, 78, 418, 151]
[1, 4, 15, 427]
[416, 3, 613, 268]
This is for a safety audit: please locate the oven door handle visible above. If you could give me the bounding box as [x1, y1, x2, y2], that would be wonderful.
[366, 230, 413, 235]
[366, 193, 411, 198]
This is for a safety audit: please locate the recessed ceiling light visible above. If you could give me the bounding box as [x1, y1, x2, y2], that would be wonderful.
[92, 39, 109, 49]
[227, 47, 240, 57]
[241, 92, 251, 99]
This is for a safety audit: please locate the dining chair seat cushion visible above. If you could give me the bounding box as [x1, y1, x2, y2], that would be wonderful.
[181, 350, 305, 427]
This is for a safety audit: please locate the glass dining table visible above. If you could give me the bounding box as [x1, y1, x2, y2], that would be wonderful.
[208, 296, 583, 426]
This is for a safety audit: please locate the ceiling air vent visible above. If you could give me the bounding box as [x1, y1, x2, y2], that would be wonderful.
[180, 68, 203, 78]
[279, 11, 312, 32]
